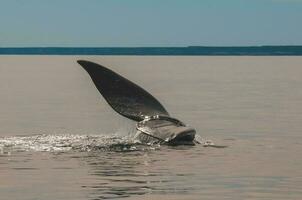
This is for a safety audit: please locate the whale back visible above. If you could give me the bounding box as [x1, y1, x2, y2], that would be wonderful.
[77, 60, 169, 121]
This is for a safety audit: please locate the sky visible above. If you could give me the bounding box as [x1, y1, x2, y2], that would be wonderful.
[0, 0, 301, 47]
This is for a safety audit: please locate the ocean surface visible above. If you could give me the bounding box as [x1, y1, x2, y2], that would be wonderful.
[0, 46, 302, 55]
[0, 56, 302, 199]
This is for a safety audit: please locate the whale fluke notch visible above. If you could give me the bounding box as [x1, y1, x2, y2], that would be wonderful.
[77, 60, 169, 121]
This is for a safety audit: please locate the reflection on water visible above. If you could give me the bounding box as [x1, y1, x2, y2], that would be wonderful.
[83, 151, 155, 199]
[1, 134, 302, 200]
[0, 134, 224, 200]
[82, 146, 203, 199]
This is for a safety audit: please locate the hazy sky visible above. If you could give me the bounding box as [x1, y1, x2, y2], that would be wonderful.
[0, 0, 301, 47]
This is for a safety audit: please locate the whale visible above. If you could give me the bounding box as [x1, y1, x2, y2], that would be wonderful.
[77, 60, 197, 145]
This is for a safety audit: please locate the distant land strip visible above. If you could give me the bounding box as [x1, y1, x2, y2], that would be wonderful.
[0, 46, 302, 55]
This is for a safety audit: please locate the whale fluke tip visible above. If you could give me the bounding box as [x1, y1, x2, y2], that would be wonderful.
[77, 60, 91, 67]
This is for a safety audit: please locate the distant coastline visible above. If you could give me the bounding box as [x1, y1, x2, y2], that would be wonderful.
[0, 46, 301, 55]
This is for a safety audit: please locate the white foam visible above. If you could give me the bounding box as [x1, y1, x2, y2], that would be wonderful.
[0, 134, 141, 153]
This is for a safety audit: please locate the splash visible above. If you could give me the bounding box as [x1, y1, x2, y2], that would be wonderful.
[0, 133, 220, 154]
[0, 134, 159, 154]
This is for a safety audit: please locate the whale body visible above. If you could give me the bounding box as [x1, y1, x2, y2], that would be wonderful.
[77, 60, 196, 145]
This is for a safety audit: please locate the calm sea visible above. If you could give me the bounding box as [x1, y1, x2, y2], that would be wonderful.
[0, 56, 302, 199]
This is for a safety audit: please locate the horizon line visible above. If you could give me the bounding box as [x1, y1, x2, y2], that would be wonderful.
[1, 45, 302, 48]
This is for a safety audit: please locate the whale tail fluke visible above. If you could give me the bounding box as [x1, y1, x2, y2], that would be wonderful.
[77, 60, 169, 121]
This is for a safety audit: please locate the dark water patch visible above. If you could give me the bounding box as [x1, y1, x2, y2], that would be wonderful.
[11, 167, 39, 170]
[204, 144, 228, 148]
[52, 167, 74, 170]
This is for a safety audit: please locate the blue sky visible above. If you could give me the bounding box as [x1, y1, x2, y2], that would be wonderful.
[0, 0, 301, 47]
